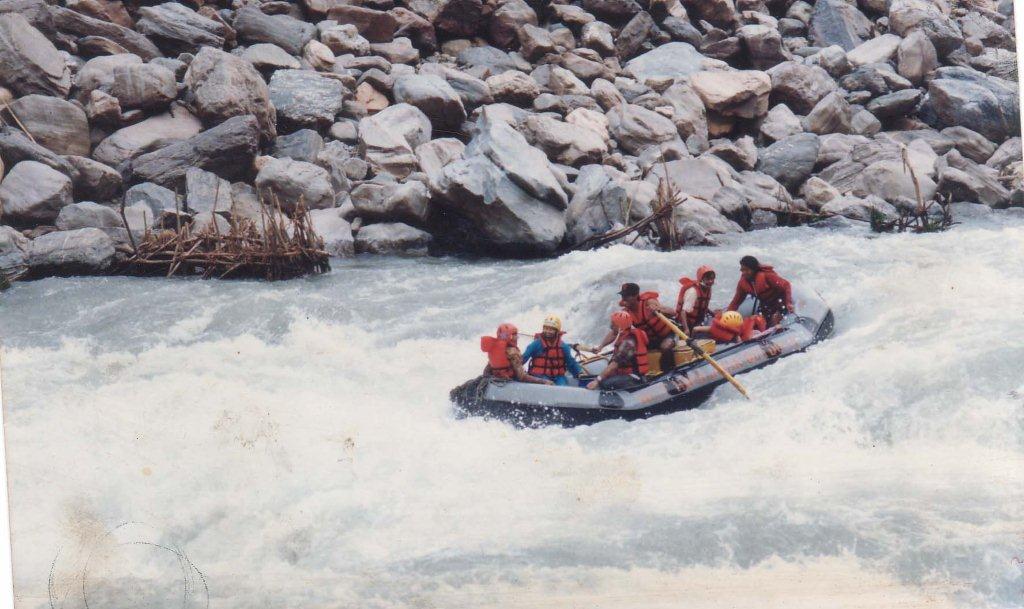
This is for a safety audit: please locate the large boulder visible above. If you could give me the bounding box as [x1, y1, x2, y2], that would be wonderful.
[92, 105, 203, 167]
[129, 115, 260, 188]
[407, 0, 483, 38]
[135, 2, 226, 55]
[0, 13, 70, 97]
[888, 0, 962, 57]
[358, 103, 432, 178]
[307, 207, 354, 256]
[809, 0, 872, 51]
[857, 159, 937, 203]
[846, 34, 902, 67]
[691, 70, 771, 119]
[0, 127, 79, 180]
[351, 180, 431, 224]
[0, 160, 73, 224]
[233, 6, 316, 55]
[767, 62, 835, 114]
[255, 157, 334, 213]
[520, 114, 607, 167]
[6, 95, 90, 156]
[625, 43, 707, 83]
[489, 0, 537, 49]
[183, 167, 232, 214]
[186, 47, 277, 141]
[606, 104, 678, 155]
[354, 222, 432, 255]
[65, 155, 122, 201]
[25, 228, 115, 276]
[106, 62, 177, 110]
[393, 74, 466, 131]
[54, 201, 122, 232]
[74, 53, 142, 99]
[326, 6, 397, 43]
[0, 225, 28, 276]
[927, 67, 1020, 143]
[49, 6, 162, 60]
[757, 133, 820, 189]
[268, 69, 345, 130]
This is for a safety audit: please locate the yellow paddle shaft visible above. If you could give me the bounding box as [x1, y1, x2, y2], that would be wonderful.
[655, 311, 751, 400]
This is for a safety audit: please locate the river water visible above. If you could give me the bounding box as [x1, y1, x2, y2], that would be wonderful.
[2, 212, 1023, 608]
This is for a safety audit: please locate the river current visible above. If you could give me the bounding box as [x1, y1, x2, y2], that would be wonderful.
[1, 211, 1023, 608]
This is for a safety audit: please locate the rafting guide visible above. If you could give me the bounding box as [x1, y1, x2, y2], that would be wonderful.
[456, 255, 827, 426]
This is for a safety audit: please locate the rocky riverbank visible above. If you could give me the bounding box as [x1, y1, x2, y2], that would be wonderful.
[0, 0, 1020, 279]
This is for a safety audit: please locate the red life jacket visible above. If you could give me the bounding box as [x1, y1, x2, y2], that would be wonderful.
[676, 277, 712, 327]
[736, 265, 790, 316]
[624, 291, 673, 343]
[740, 315, 767, 341]
[708, 317, 742, 343]
[614, 328, 649, 376]
[528, 332, 567, 377]
[481, 336, 513, 379]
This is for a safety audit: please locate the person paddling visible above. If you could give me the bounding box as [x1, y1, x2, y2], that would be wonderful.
[726, 256, 794, 327]
[591, 283, 677, 374]
[523, 315, 583, 386]
[676, 266, 716, 334]
[481, 323, 553, 385]
[586, 312, 648, 390]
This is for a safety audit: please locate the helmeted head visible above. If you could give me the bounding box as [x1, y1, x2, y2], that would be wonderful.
[611, 311, 632, 332]
[497, 323, 518, 342]
[696, 265, 716, 288]
[618, 282, 640, 307]
[739, 255, 760, 281]
[542, 315, 561, 337]
[721, 310, 743, 331]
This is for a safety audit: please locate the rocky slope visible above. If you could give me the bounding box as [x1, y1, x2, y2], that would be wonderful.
[0, 0, 1020, 276]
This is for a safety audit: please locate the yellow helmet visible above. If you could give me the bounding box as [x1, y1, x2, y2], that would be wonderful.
[721, 310, 743, 330]
[542, 315, 562, 331]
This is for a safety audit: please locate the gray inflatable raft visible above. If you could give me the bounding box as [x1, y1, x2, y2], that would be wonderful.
[451, 287, 835, 427]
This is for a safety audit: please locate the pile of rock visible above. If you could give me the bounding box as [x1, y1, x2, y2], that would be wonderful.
[0, 0, 1019, 276]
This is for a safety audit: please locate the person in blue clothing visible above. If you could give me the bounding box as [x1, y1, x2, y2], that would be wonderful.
[523, 315, 584, 386]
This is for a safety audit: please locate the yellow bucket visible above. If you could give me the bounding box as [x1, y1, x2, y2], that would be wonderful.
[648, 339, 717, 376]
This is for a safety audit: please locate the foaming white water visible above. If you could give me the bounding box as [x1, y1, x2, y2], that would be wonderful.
[2, 216, 1023, 608]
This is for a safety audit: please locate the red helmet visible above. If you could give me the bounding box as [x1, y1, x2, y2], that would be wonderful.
[497, 323, 518, 341]
[610, 311, 632, 331]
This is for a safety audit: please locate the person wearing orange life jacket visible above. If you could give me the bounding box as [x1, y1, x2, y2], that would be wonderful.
[522, 315, 584, 386]
[586, 311, 649, 390]
[481, 323, 553, 385]
[589, 283, 677, 374]
[676, 266, 716, 334]
[694, 311, 768, 344]
[727, 255, 794, 327]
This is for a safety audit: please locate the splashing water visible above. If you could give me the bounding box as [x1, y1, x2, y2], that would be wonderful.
[2, 213, 1023, 608]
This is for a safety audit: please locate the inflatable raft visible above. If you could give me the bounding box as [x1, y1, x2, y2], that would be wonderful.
[451, 287, 834, 427]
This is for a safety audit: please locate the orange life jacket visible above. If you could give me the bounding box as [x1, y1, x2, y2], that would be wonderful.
[614, 327, 649, 376]
[676, 277, 712, 327]
[528, 332, 567, 377]
[708, 317, 742, 343]
[740, 315, 767, 341]
[481, 336, 513, 379]
[624, 291, 673, 343]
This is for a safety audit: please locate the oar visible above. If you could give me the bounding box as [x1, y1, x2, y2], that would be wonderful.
[654, 311, 751, 400]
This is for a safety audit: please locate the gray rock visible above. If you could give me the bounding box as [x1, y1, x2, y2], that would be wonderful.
[485, 70, 540, 106]
[268, 69, 346, 129]
[272, 129, 324, 163]
[326, 5, 397, 43]
[135, 3, 226, 55]
[369, 37, 420, 65]
[564, 165, 633, 245]
[672, 198, 742, 234]
[857, 159, 937, 203]
[354, 222, 432, 255]
[0, 225, 28, 276]
[6, 95, 90, 156]
[233, 6, 316, 56]
[928, 67, 1020, 142]
[520, 114, 607, 167]
[939, 126, 996, 164]
[351, 180, 431, 224]
[647, 157, 734, 203]
[186, 47, 277, 141]
[0, 13, 70, 97]
[129, 114, 260, 188]
[661, 81, 708, 152]
[937, 150, 1011, 207]
[307, 207, 354, 256]
[0, 160, 73, 224]
[803, 91, 853, 134]
[49, 5, 161, 59]
[238, 44, 302, 72]
[866, 89, 922, 119]
[760, 103, 804, 142]
[606, 103, 678, 155]
[845, 34, 901, 67]
[25, 228, 115, 275]
[767, 61, 834, 114]
[888, 0, 963, 57]
[681, 0, 738, 28]
[255, 157, 335, 213]
[55, 201, 122, 232]
[850, 109, 881, 136]
[582, 21, 615, 56]
[820, 194, 897, 221]
[415, 138, 465, 176]
[418, 64, 492, 109]
[739, 25, 790, 70]
[358, 103, 432, 178]
[92, 105, 204, 167]
[184, 167, 232, 214]
[809, 0, 871, 51]
[691, 69, 771, 119]
[74, 53, 142, 99]
[897, 29, 938, 85]
[64, 156, 122, 201]
[615, 11, 656, 60]
[986, 137, 1021, 170]
[490, 0, 538, 49]
[757, 132, 819, 188]
[583, 0, 641, 19]
[321, 24, 370, 56]
[519, 23, 556, 61]
[801, 176, 841, 210]
[625, 43, 707, 83]
[708, 136, 757, 170]
[124, 182, 178, 217]
[0, 126, 78, 180]
[107, 62, 177, 110]
[393, 74, 467, 131]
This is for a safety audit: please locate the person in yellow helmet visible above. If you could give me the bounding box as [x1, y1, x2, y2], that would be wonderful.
[693, 310, 768, 343]
[522, 315, 584, 386]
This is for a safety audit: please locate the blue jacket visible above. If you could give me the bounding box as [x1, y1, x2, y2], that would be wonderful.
[522, 337, 584, 378]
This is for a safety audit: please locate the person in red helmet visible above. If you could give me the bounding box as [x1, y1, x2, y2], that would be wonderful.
[726, 255, 794, 327]
[481, 323, 553, 384]
[591, 283, 677, 373]
[586, 311, 649, 390]
[676, 266, 716, 334]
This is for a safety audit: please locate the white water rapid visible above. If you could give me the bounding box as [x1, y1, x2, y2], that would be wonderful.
[2, 212, 1023, 608]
